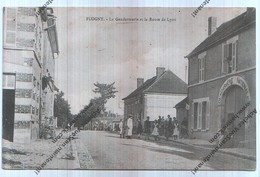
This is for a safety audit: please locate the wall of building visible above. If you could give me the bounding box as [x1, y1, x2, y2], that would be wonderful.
[124, 95, 145, 132]
[144, 93, 187, 121]
[2, 7, 58, 142]
[188, 26, 256, 148]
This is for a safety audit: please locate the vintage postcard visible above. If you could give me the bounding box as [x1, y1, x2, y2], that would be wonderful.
[1, 2, 257, 177]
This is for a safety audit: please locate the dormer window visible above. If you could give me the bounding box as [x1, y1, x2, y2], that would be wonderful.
[222, 35, 238, 74]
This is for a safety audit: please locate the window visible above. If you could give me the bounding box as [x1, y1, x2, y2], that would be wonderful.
[193, 98, 210, 130]
[198, 57, 205, 82]
[3, 73, 15, 89]
[222, 36, 238, 74]
[198, 52, 206, 82]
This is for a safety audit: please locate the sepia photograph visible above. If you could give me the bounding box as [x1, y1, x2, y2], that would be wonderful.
[1, 5, 256, 175]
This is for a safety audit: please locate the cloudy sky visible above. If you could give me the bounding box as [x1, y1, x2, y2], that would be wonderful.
[53, 7, 246, 114]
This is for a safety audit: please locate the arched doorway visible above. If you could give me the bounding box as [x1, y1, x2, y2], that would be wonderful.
[218, 76, 251, 148]
[224, 86, 245, 147]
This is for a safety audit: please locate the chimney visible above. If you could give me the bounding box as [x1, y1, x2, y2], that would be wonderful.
[208, 17, 217, 36]
[137, 78, 144, 88]
[246, 7, 255, 13]
[156, 67, 165, 78]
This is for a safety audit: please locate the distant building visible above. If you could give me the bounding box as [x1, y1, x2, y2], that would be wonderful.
[185, 8, 255, 148]
[122, 67, 187, 132]
[2, 7, 59, 143]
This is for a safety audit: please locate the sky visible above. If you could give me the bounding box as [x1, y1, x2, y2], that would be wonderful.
[53, 7, 246, 115]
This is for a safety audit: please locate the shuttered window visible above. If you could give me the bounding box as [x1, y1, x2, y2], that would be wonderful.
[193, 98, 210, 131]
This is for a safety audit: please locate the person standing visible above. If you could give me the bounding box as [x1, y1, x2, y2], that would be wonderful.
[164, 116, 169, 140]
[151, 120, 160, 141]
[169, 117, 174, 138]
[180, 119, 188, 139]
[144, 116, 151, 140]
[126, 114, 133, 139]
[137, 118, 143, 138]
[173, 117, 179, 140]
[119, 119, 123, 138]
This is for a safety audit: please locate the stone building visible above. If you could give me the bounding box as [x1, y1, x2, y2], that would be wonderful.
[2, 7, 59, 143]
[185, 8, 255, 148]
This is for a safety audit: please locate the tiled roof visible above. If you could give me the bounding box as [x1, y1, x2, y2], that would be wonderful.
[145, 70, 187, 94]
[122, 76, 157, 100]
[186, 8, 255, 58]
[122, 70, 187, 100]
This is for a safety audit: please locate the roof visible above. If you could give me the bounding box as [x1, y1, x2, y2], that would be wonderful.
[122, 76, 157, 100]
[186, 8, 255, 58]
[123, 70, 187, 100]
[174, 97, 188, 108]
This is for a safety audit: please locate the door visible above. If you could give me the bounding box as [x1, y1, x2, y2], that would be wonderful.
[224, 86, 245, 147]
[3, 89, 15, 142]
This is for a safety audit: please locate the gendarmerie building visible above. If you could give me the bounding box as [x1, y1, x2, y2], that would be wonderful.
[185, 8, 255, 149]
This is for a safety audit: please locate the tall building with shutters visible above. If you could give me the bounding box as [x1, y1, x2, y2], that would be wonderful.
[185, 8, 255, 149]
[2, 7, 59, 143]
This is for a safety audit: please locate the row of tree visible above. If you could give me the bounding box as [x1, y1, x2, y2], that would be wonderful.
[54, 82, 117, 129]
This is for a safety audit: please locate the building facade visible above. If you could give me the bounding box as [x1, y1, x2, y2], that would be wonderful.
[185, 8, 256, 149]
[2, 7, 59, 143]
[123, 67, 187, 132]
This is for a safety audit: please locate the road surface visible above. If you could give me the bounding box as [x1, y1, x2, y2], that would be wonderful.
[76, 130, 255, 170]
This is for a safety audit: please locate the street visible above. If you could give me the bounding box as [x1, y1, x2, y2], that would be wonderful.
[76, 130, 256, 170]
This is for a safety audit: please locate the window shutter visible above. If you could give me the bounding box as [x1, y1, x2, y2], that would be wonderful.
[202, 58, 205, 81]
[198, 59, 201, 81]
[191, 103, 194, 129]
[206, 101, 210, 130]
[222, 44, 228, 73]
[232, 42, 237, 72]
[228, 43, 232, 60]
[198, 102, 202, 129]
[224, 43, 228, 59]
[193, 103, 197, 129]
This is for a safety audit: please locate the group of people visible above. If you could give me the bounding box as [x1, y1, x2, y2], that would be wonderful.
[119, 114, 133, 139]
[142, 115, 181, 141]
[119, 114, 188, 141]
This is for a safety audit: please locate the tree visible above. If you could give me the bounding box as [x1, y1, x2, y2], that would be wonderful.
[73, 82, 117, 129]
[54, 91, 73, 128]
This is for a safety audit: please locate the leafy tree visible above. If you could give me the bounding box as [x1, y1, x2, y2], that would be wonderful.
[54, 91, 73, 128]
[73, 82, 117, 129]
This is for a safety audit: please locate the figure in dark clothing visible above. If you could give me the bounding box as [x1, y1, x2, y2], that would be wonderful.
[180, 119, 188, 138]
[164, 115, 170, 140]
[158, 116, 164, 136]
[168, 117, 174, 138]
[144, 116, 151, 140]
[137, 119, 143, 138]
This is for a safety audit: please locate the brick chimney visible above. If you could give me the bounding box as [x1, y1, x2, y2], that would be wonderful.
[137, 78, 144, 88]
[156, 67, 165, 78]
[208, 17, 217, 36]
